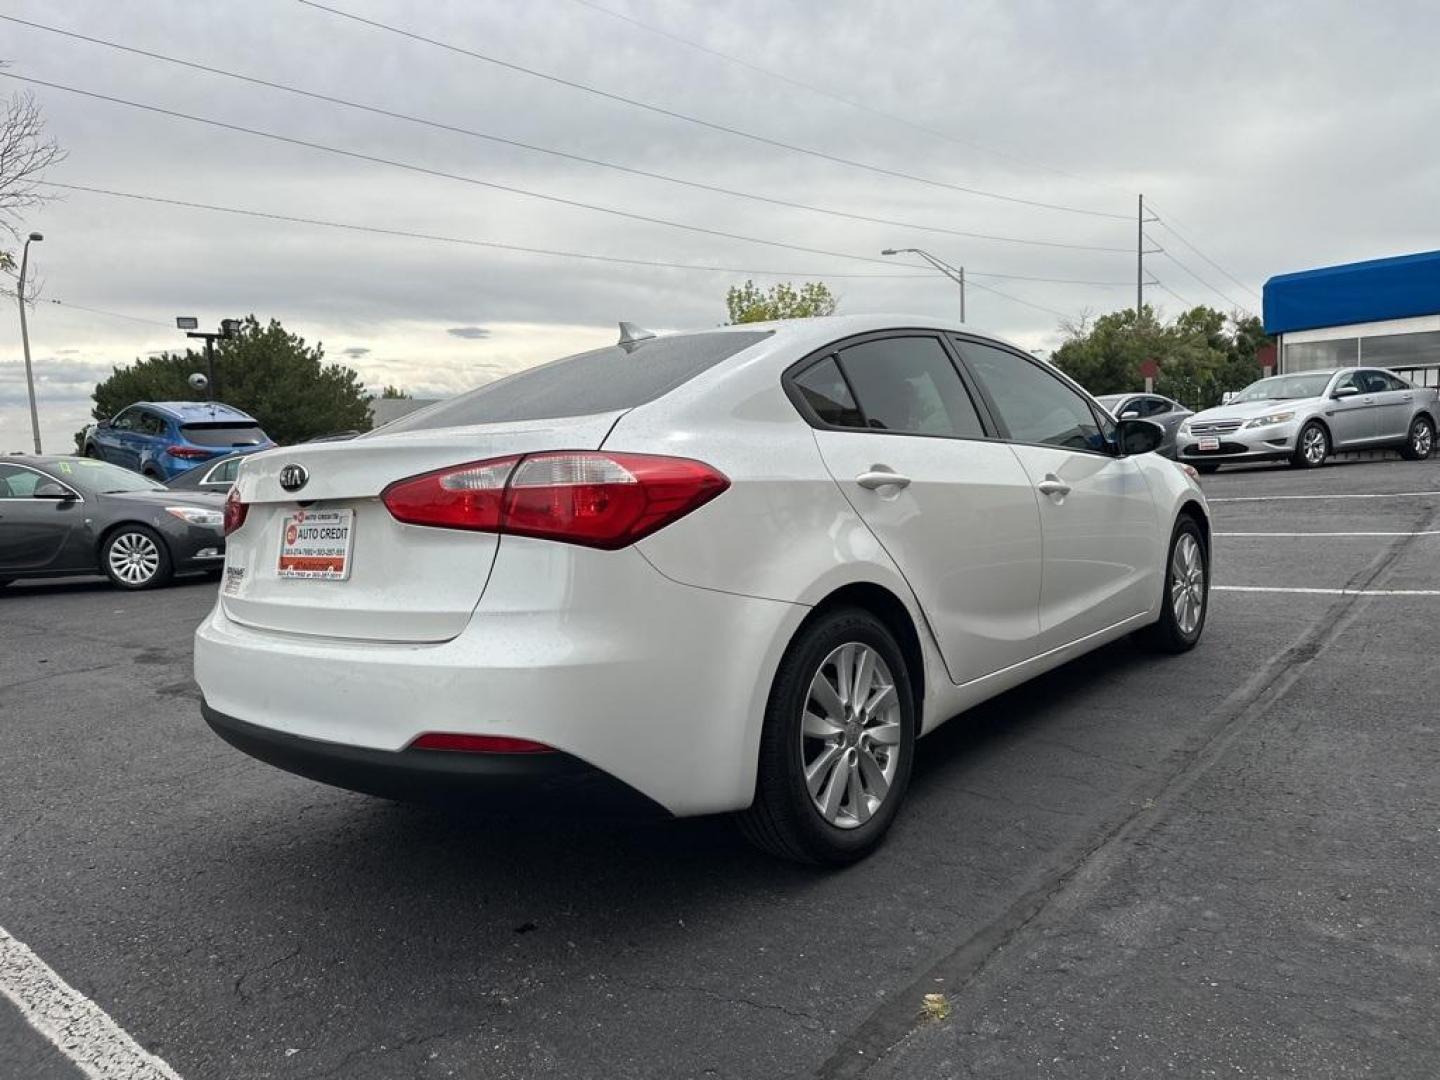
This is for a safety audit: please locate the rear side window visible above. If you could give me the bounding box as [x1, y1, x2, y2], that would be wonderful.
[383, 331, 772, 432]
[960, 341, 1105, 452]
[182, 423, 269, 447]
[836, 336, 985, 438]
[793, 357, 865, 427]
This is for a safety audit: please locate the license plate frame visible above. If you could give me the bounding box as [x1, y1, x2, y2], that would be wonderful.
[1197, 437, 1220, 452]
[277, 508, 354, 580]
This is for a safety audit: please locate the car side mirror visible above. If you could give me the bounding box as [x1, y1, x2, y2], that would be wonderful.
[1119, 409, 1141, 419]
[33, 481, 74, 500]
[96, 418, 112, 428]
[1116, 418, 1165, 457]
[1333, 385, 1359, 398]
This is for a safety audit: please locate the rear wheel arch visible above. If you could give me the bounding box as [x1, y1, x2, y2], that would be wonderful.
[800, 582, 925, 725]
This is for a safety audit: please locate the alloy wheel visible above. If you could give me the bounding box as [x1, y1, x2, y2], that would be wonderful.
[1170, 532, 1206, 636]
[1414, 422, 1433, 457]
[800, 642, 902, 829]
[1302, 426, 1327, 465]
[108, 531, 161, 586]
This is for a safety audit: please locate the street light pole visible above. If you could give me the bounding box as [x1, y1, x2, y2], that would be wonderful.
[18, 231, 44, 454]
[881, 247, 965, 322]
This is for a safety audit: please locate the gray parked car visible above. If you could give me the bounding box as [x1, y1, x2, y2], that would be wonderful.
[1094, 393, 1193, 458]
[0, 456, 227, 590]
[1175, 367, 1439, 473]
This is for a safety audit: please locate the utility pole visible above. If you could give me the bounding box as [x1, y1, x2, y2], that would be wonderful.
[881, 247, 965, 322]
[1137, 194, 1145, 315]
[18, 231, 44, 454]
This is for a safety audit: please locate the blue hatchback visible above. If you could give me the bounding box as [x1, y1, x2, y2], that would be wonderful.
[83, 401, 274, 480]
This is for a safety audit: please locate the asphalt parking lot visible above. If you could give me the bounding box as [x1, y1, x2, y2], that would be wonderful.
[3, 455, 1439, 1080]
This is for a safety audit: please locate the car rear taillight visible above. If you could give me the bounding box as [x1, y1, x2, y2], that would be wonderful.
[167, 446, 210, 459]
[408, 733, 555, 754]
[381, 451, 729, 550]
[223, 487, 248, 536]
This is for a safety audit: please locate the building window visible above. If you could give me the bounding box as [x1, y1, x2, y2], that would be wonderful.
[1359, 330, 1440, 369]
[1285, 338, 1358, 371]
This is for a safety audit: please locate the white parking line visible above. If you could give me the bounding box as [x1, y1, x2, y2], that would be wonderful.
[1214, 585, 1440, 596]
[0, 925, 183, 1080]
[1209, 490, 1440, 503]
[1215, 530, 1440, 537]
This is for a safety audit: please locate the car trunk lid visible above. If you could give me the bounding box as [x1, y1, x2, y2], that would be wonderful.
[219, 413, 622, 642]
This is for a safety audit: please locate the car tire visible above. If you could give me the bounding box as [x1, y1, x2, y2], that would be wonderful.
[141, 466, 164, 481]
[1400, 415, 1435, 461]
[101, 526, 173, 590]
[1195, 463, 1220, 474]
[1290, 421, 1330, 468]
[1135, 514, 1208, 655]
[737, 607, 917, 865]
[83, 445, 100, 459]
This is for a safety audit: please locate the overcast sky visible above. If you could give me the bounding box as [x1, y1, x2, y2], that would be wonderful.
[2, 0, 1438, 452]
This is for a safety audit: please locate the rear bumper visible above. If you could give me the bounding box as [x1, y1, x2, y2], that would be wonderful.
[194, 541, 808, 816]
[202, 703, 666, 815]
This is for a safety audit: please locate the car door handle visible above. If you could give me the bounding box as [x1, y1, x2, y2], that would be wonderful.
[1362, 396, 1375, 403]
[1036, 476, 1071, 497]
[856, 469, 911, 491]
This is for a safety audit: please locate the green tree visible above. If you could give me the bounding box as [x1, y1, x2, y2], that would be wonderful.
[376, 384, 410, 400]
[726, 280, 838, 324]
[1052, 305, 1271, 411]
[89, 316, 373, 444]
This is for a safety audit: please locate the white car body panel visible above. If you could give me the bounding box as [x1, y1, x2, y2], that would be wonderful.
[196, 314, 1208, 817]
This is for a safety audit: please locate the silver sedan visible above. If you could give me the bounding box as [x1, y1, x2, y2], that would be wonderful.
[1175, 367, 1439, 472]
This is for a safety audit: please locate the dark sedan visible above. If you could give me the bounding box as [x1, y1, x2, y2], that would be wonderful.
[0, 455, 227, 590]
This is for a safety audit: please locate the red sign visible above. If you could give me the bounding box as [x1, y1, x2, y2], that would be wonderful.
[1138, 358, 1160, 380]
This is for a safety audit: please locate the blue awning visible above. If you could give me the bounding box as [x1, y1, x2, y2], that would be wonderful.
[1264, 249, 1440, 335]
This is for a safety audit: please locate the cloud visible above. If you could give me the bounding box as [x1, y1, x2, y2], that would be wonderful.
[446, 327, 492, 340]
[341, 346, 371, 357]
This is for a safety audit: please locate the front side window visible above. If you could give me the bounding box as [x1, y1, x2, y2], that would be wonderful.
[0, 464, 42, 498]
[959, 341, 1105, 452]
[1142, 397, 1172, 417]
[834, 336, 985, 438]
[210, 457, 242, 484]
[110, 407, 138, 431]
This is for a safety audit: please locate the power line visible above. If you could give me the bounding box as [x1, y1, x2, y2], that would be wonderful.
[45, 298, 175, 328]
[0, 71, 937, 272]
[42, 180, 1131, 289]
[294, 0, 1132, 222]
[1153, 246, 1255, 316]
[564, 0, 1131, 198]
[1152, 280, 1199, 310]
[0, 14, 1131, 255]
[1146, 204, 1261, 301]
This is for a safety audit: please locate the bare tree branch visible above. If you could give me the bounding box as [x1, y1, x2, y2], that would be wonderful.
[0, 82, 67, 241]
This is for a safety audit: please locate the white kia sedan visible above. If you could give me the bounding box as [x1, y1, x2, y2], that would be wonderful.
[195, 315, 1209, 864]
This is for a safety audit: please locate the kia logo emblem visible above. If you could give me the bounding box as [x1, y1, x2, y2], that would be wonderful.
[279, 464, 309, 493]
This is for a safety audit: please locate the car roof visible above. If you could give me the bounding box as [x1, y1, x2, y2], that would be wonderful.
[665, 312, 1037, 356]
[137, 401, 257, 422]
[0, 454, 93, 469]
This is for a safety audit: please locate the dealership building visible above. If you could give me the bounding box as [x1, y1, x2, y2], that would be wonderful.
[1265, 249, 1440, 386]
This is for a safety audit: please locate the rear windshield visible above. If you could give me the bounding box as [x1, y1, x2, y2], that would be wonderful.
[380, 330, 772, 433]
[181, 423, 269, 447]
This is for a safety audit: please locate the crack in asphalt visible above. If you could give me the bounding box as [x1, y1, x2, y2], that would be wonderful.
[616, 977, 827, 1030]
[233, 944, 302, 1004]
[814, 503, 1439, 1079]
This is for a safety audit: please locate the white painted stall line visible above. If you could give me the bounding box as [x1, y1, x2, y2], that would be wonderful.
[0, 925, 184, 1080]
[1209, 490, 1440, 503]
[1215, 530, 1440, 538]
[1214, 585, 1440, 597]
